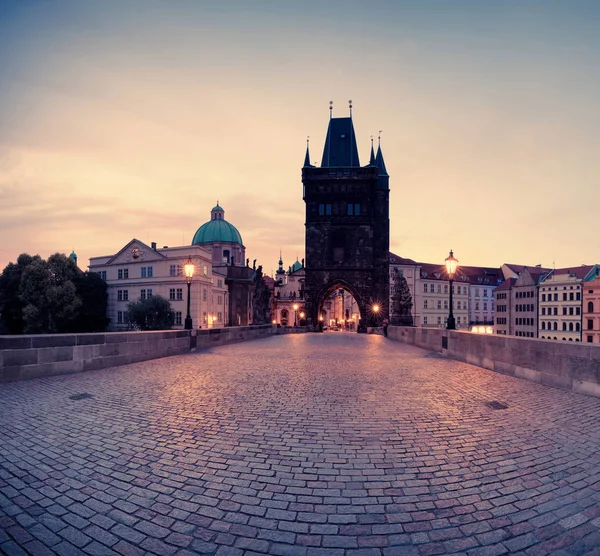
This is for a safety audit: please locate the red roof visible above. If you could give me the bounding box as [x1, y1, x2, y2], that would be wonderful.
[495, 277, 516, 291]
[548, 265, 595, 280]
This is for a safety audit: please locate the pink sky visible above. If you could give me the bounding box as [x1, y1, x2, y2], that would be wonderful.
[1, 1, 599, 275]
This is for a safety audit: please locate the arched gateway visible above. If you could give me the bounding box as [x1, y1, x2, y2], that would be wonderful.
[302, 105, 390, 332]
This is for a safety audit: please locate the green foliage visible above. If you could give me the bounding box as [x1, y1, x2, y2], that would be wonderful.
[0, 252, 108, 334]
[0, 254, 42, 334]
[125, 295, 175, 331]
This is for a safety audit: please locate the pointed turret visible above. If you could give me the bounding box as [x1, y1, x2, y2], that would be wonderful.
[369, 137, 376, 166]
[303, 138, 312, 168]
[375, 145, 388, 176]
[375, 138, 389, 190]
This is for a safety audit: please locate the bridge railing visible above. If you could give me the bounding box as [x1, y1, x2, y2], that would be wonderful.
[388, 326, 600, 398]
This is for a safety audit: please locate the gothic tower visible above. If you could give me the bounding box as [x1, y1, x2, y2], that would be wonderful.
[302, 104, 390, 332]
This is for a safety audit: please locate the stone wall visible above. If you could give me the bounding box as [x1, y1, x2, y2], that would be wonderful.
[0, 325, 277, 383]
[388, 326, 600, 398]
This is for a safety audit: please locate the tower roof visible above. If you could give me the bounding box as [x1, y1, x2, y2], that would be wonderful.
[321, 117, 360, 168]
[376, 145, 388, 176]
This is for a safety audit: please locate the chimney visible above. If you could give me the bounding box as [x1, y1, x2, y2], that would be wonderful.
[151, 242, 157, 250]
[163, 246, 168, 249]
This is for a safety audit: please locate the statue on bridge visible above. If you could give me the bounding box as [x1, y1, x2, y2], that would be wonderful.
[391, 268, 414, 326]
[251, 265, 271, 325]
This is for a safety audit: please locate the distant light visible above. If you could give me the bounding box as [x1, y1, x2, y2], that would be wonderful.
[272, 320, 276, 324]
[372, 304, 380, 313]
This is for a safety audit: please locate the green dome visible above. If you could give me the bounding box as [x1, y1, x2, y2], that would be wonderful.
[69, 251, 77, 259]
[291, 259, 303, 272]
[192, 204, 243, 246]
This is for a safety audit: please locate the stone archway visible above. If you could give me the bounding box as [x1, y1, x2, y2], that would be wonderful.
[313, 280, 368, 333]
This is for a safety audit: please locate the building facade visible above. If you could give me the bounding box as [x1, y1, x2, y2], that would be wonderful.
[89, 240, 228, 331]
[583, 272, 600, 343]
[512, 267, 548, 338]
[538, 266, 597, 342]
[494, 278, 515, 335]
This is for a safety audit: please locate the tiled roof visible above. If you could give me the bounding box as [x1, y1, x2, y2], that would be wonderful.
[389, 252, 418, 265]
[547, 265, 596, 281]
[495, 277, 516, 291]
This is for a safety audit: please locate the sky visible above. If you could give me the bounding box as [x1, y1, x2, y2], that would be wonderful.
[1, 0, 599, 276]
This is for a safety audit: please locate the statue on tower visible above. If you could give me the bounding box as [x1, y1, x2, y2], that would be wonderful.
[251, 265, 271, 325]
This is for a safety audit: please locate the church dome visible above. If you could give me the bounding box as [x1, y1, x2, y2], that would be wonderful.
[192, 204, 243, 246]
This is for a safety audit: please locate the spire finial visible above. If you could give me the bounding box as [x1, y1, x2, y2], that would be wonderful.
[378, 130, 383, 147]
[349, 99, 353, 118]
[370, 135, 374, 147]
[329, 100, 333, 119]
[306, 135, 309, 147]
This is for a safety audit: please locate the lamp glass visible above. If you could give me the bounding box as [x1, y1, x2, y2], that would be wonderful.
[445, 250, 458, 279]
[184, 256, 195, 278]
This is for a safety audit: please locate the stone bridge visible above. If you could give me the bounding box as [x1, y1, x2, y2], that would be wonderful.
[1, 334, 600, 555]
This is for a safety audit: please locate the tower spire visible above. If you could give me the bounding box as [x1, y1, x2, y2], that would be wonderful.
[349, 99, 353, 118]
[369, 135, 376, 166]
[303, 136, 311, 168]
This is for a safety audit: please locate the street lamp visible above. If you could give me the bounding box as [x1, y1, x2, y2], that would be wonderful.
[445, 249, 458, 330]
[184, 256, 195, 330]
[293, 303, 299, 326]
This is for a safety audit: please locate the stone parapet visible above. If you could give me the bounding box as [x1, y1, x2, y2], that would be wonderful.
[0, 325, 277, 383]
[388, 326, 600, 398]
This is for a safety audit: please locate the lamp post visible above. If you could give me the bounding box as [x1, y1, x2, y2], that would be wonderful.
[445, 249, 458, 330]
[184, 256, 195, 330]
[372, 303, 380, 327]
[293, 303, 299, 327]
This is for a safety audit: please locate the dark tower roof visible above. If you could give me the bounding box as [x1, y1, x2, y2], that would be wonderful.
[368, 138, 376, 166]
[303, 144, 312, 168]
[320, 117, 360, 168]
[375, 145, 388, 176]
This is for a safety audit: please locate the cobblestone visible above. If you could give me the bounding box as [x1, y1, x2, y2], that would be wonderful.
[2, 334, 600, 554]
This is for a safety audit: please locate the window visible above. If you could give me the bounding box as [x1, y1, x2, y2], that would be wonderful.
[588, 319, 594, 330]
[218, 295, 223, 305]
[483, 290, 488, 297]
[175, 312, 182, 326]
[437, 301, 442, 310]
[541, 322, 546, 330]
[423, 284, 428, 293]
[542, 308, 546, 315]
[437, 285, 441, 294]
[176, 288, 183, 300]
[437, 317, 441, 325]
[444, 300, 448, 310]
[576, 292, 581, 301]
[483, 303, 487, 311]
[347, 203, 354, 215]
[170, 265, 183, 277]
[576, 323, 580, 332]
[569, 307, 573, 316]
[117, 311, 123, 324]
[319, 204, 325, 216]
[562, 322, 567, 331]
[569, 292, 574, 301]
[203, 288, 207, 301]
[554, 293, 558, 301]
[217, 312, 222, 322]
[542, 294, 546, 302]
[354, 204, 360, 215]
[118, 290, 123, 301]
[553, 322, 557, 330]
[98, 271, 107, 281]
[204, 265, 208, 276]
[424, 300, 428, 309]
[118, 268, 129, 279]
[576, 307, 580, 316]
[562, 307, 567, 315]
[141, 267, 147, 278]
[217, 279, 223, 288]
[326, 204, 332, 215]
[444, 285, 448, 294]
[147, 289, 152, 299]
[589, 302, 594, 313]
[568, 323, 573, 331]
[169, 288, 176, 300]
[553, 308, 558, 315]
[475, 302, 480, 310]
[141, 289, 147, 300]
[141, 266, 153, 278]
[423, 317, 428, 324]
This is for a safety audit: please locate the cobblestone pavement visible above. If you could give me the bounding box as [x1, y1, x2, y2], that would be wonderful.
[2, 334, 600, 556]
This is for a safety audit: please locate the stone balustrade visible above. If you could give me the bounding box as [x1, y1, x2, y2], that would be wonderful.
[388, 325, 600, 398]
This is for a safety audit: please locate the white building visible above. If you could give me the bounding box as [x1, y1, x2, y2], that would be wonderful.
[89, 240, 228, 331]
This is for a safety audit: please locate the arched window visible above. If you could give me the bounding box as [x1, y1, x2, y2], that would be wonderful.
[588, 301, 594, 313]
[569, 322, 573, 331]
[553, 322, 558, 330]
[562, 322, 567, 331]
[281, 309, 288, 326]
[541, 322, 546, 330]
[576, 322, 580, 332]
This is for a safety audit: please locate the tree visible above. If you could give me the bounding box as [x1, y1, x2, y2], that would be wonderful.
[391, 269, 414, 326]
[19, 257, 81, 334]
[125, 295, 174, 331]
[72, 271, 109, 332]
[0, 254, 41, 334]
[0, 252, 109, 334]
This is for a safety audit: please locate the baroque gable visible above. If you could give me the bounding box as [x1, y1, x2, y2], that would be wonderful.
[107, 239, 167, 266]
